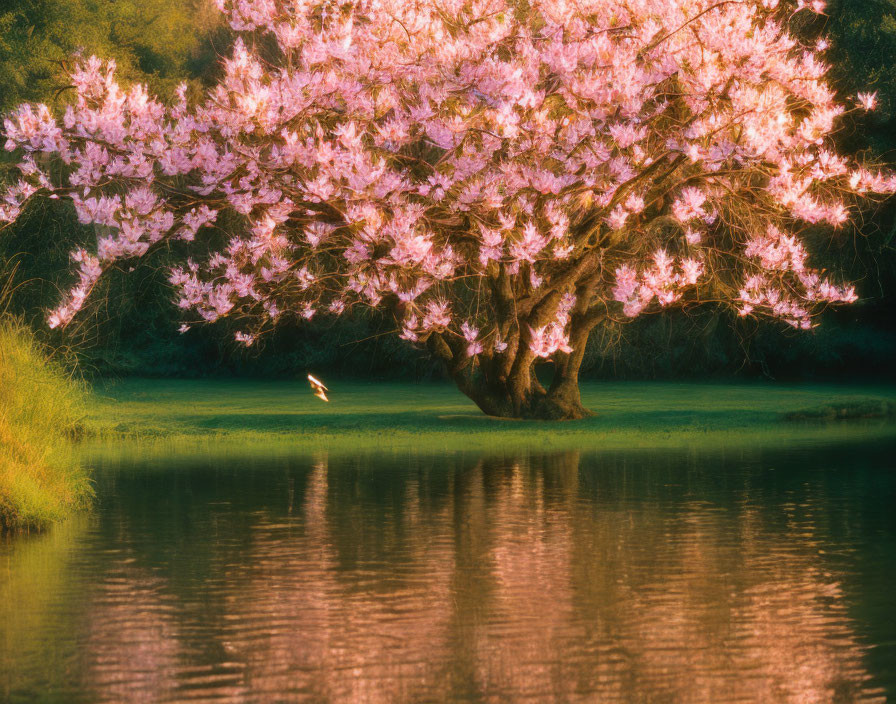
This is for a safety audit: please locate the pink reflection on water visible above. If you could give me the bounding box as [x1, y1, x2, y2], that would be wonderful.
[83, 565, 181, 703]
[74, 452, 884, 703]
[219, 456, 456, 702]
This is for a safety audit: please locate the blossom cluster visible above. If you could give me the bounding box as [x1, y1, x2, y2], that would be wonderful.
[738, 224, 858, 327]
[613, 252, 705, 318]
[530, 293, 577, 358]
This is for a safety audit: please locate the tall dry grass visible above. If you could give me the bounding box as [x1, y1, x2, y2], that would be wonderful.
[0, 316, 93, 530]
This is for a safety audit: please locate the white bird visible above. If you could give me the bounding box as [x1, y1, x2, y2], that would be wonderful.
[307, 374, 329, 402]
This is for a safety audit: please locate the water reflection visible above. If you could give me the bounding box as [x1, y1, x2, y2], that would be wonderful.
[84, 563, 181, 703]
[1, 444, 893, 703]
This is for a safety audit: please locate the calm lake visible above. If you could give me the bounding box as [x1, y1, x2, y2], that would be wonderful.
[2, 438, 895, 702]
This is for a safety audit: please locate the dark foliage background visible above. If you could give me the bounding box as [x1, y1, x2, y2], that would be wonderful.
[1, 0, 894, 382]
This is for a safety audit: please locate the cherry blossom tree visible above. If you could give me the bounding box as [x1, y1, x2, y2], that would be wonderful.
[2, 0, 895, 419]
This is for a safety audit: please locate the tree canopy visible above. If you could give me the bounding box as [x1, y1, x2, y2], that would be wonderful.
[2, 0, 895, 417]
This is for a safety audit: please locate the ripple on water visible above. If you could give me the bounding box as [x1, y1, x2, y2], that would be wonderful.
[0, 442, 893, 703]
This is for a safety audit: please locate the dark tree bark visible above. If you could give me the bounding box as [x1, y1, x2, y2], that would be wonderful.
[416, 244, 615, 421]
[427, 311, 601, 421]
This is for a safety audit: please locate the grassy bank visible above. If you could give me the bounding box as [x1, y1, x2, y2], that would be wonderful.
[0, 319, 93, 530]
[82, 377, 896, 459]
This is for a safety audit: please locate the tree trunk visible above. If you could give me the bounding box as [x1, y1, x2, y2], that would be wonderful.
[437, 326, 595, 421]
[457, 368, 593, 420]
[425, 300, 601, 421]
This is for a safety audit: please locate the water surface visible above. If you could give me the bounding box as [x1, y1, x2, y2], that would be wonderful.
[2, 439, 895, 702]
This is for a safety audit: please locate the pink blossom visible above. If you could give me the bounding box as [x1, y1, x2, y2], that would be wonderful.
[680, 258, 704, 285]
[856, 92, 878, 111]
[422, 300, 451, 331]
[509, 223, 548, 263]
[305, 222, 335, 248]
[605, 205, 629, 230]
[529, 325, 572, 358]
[671, 188, 707, 223]
[400, 315, 419, 343]
[390, 233, 433, 267]
[479, 227, 504, 266]
[461, 322, 482, 356]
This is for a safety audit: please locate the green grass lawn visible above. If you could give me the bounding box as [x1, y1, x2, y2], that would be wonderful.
[83, 377, 896, 459]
